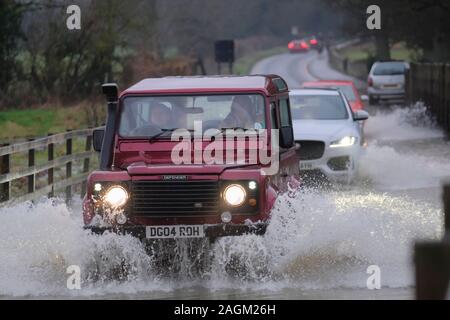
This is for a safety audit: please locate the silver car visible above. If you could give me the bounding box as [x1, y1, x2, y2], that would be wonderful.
[367, 61, 409, 104]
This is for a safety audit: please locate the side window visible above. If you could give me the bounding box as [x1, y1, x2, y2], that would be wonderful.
[279, 98, 291, 127]
[270, 102, 278, 129]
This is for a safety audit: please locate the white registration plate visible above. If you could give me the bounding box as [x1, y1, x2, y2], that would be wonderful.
[300, 162, 314, 170]
[146, 225, 205, 239]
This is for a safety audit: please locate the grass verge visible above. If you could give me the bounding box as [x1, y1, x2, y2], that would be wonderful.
[0, 103, 105, 142]
[339, 42, 421, 63]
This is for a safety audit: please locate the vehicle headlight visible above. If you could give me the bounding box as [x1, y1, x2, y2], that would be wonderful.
[223, 184, 246, 207]
[104, 186, 129, 208]
[330, 136, 357, 148]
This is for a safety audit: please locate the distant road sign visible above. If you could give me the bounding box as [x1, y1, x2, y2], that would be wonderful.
[215, 40, 235, 63]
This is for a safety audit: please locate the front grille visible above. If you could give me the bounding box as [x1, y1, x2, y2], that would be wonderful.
[296, 141, 325, 160]
[132, 180, 219, 216]
[327, 156, 351, 171]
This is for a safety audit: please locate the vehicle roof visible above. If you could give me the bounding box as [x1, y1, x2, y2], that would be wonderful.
[373, 60, 408, 65]
[302, 80, 355, 86]
[290, 88, 341, 96]
[120, 75, 288, 96]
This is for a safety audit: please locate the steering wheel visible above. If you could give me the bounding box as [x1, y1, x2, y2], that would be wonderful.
[129, 124, 161, 137]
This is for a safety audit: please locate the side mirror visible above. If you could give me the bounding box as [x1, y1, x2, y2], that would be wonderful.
[279, 126, 294, 148]
[353, 110, 369, 121]
[93, 129, 105, 152]
[361, 95, 369, 102]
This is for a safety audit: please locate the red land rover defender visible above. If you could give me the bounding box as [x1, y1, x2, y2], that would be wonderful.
[83, 75, 299, 240]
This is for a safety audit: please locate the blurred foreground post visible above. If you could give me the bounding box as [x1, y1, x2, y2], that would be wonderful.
[415, 183, 450, 299]
[444, 184, 450, 233]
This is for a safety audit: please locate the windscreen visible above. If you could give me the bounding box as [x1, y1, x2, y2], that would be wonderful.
[290, 94, 349, 120]
[119, 94, 266, 137]
[373, 62, 406, 75]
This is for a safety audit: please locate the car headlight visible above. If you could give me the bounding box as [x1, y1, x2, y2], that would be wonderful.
[104, 186, 129, 208]
[223, 184, 246, 207]
[330, 136, 357, 148]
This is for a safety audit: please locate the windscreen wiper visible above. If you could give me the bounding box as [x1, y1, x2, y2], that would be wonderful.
[149, 128, 195, 143]
[148, 128, 177, 143]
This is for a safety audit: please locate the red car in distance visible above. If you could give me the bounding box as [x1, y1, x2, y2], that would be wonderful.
[288, 39, 310, 53]
[302, 80, 366, 112]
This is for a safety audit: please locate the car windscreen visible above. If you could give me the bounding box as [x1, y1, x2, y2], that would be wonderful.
[119, 94, 266, 137]
[373, 62, 406, 75]
[289, 94, 349, 120]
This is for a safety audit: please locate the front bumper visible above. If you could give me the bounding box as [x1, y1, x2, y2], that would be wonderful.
[84, 222, 267, 240]
[368, 87, 405, 100]
[299, 144, 361, 183]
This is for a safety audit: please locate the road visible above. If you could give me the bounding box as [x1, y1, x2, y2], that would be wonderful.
[1, 49, 449, 300]
[251, 49, 366, 90]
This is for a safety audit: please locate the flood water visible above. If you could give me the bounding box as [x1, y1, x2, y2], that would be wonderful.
[0, 102, 448, 300]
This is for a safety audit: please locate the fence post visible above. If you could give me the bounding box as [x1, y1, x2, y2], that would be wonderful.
[80, 131, 92, 198]
[48, 133, 54, 198]
[65, 130, 73, 204]
[0, 144, 11, 202]
[27, 139, 35, 194]
[405, 66, 411, 105]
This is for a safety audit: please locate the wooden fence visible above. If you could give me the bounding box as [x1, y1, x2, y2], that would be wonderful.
[406, 63, 450, 136]
[0, 128, 101, 207]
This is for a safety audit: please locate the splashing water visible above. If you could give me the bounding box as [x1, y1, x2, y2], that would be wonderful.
[0, 105, 447, 298]
[364, 102, 444, 141]
[358, 103, 450, 190]
[0, 190, 442, 297]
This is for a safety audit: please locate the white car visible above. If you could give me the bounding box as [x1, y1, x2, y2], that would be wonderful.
[290, 88, 369, 183]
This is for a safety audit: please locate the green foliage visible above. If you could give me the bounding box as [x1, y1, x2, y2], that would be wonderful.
[1, 0, 158, 109]
[0, 1, 25, 90]
[331, 0, 450, 62]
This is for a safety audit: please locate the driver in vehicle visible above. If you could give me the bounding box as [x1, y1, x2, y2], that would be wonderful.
[221, 95, 255, 129]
